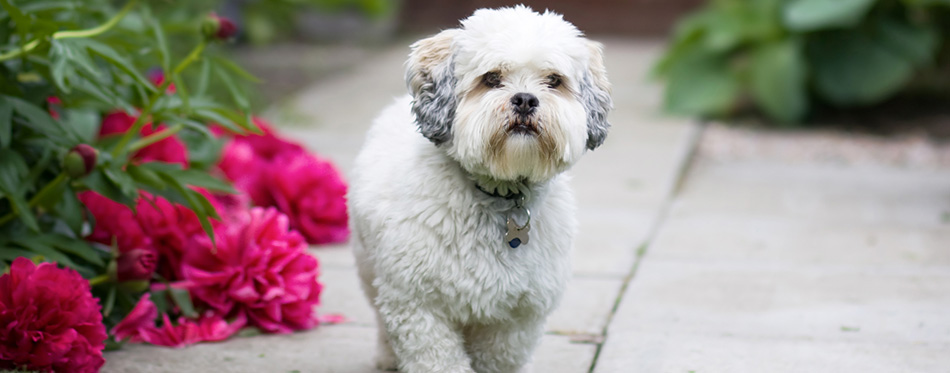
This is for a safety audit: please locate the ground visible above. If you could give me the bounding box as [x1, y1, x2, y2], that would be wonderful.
[103, 38, 950, 372]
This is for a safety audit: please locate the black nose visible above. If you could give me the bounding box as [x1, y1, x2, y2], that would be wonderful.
[511, 93, 539, 115]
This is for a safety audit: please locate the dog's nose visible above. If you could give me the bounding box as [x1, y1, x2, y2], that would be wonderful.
[511, 93, 539, 115]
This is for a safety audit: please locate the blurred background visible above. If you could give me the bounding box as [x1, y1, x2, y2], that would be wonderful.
[211, 0, 950, 140]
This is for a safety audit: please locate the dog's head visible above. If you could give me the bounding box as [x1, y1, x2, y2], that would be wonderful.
[406, 6, 612, 184]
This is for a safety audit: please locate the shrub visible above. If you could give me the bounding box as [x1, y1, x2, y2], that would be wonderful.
[655, 0, 950, 124]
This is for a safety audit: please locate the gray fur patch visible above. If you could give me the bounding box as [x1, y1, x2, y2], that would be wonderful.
[410, 60, 457, 145]
[579, 73, 612, 150]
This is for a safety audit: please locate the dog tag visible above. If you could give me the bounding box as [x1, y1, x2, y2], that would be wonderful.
[506, 216, 530, 248]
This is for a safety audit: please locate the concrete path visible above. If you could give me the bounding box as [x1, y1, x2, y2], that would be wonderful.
[103, 39, 950, 372]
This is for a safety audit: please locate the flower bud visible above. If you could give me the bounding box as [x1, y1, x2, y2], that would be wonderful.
[116, 248, 158, 282]
[201, 13, 237, 41]
[64, 144, 98, 178]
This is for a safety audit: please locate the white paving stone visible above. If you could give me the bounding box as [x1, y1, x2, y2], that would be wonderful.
[546, 277, 625, 336]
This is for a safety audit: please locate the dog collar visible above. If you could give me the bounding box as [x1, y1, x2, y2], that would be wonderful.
[473, 181, 531, 249]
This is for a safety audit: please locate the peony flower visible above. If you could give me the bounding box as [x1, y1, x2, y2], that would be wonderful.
[201, 13, 238, 41]
[100, 111, 188, 167]
[112, 294, 245, 348]
[111, 293, 159, 342]
[134, 192, 209, 280]
[216, 118, 304, 207]
[116, 248, 158, 282]
[79, 191, 152, 252]
[268, 151, 349, 244]
[147, 69, 176, 94]
[63, 144, 98, 178]
[178, 207, 323, 333]
[0, 258, 107, 372]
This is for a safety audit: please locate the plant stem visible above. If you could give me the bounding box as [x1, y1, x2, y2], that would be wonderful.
[88, 274, 111, 286]
[0, 0, 138, 62]
[110, 40, 206, 158]
[0, 172, 68, 226]
[128, 123, 183, 152]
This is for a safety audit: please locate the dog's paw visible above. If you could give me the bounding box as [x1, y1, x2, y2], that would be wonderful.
[375, 352, 398, 371]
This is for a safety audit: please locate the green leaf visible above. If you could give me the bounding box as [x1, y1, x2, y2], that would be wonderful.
[149, 17, 171, 73]
[169, 287, 198, 318]
[215, 67, 250, 111]
[193, 190, 221, 220]
[873, 15, 938, 66]
[212, 56, 261, 83]
[156, 172, 216, 245]
[102, 285, 117, 317]
[127, 164, 167, 190]
[103, 167, 140, 204]
[196, 58, 212, 96]
[807, 29, 914, 105]
[0, 149, 38, 231]
[79, 39, 158, 94]
[4, 95, 71, 142]
[11, 237, 78, 268]
[783, 0, 875, 32]
[0, 248, 34, 262]
[0, 96, 11, 148]
[750, 39, 808, 124]
[662, 48, 740, 117]
[143, 162, 235, 193]
[66, 109, 101, 143]
[193, 108, 242, 133]
[53, 185, 84, 236]
[82, 169, 136, 207]
[36, 234, 105, 266]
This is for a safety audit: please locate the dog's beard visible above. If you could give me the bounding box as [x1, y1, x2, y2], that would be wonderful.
[487, 113, 560, 181]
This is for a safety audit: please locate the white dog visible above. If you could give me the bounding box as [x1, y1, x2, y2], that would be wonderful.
[349, 6, 611, 373]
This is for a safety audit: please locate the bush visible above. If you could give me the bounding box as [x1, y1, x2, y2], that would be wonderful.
[655, 0, 950, 124]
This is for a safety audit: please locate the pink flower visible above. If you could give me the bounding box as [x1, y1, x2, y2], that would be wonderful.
[0, 258, 107, 373]
[100, 111, 188, 167]
[116, 248, 159, 282]
[79, 191, 152, 252]
[268, 151, 349, 244]
[135, 193, 209, 280]
[216, 117, 349, 244]
[147, 69, 177, 94]
[111, 294, 159, 342]
[179, 207, 323, 333]
[112, 295, 246, 348]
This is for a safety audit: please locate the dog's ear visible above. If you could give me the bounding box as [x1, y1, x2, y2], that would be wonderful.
[406, 29, 460, 145]
[580, 40, 612, 150]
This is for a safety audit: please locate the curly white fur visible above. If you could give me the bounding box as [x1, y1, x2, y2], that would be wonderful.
[349, 6, 611, 373]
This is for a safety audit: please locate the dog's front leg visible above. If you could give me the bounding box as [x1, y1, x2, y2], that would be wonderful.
[377, 298, 474, 373]
[464, 319, 545, 373]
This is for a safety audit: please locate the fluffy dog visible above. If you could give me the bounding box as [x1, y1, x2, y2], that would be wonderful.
[349, 6, 611, 373]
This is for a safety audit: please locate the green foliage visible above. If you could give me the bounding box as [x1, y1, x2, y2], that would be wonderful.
[0, 0, 256, 280]
[655, 0, 950, 124]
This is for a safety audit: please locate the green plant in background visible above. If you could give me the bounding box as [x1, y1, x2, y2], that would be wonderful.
[0, 0, 256, 317]
[655, 0, 950, 124]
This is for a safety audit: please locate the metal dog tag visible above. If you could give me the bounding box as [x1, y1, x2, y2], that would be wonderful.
[506, 216, 530, 248]
[505, 197, 530, 248]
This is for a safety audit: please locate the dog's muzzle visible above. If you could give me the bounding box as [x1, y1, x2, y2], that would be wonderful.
[508, 92, 540, 135]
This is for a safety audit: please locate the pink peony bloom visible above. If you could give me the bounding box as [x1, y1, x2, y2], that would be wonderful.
[116, 248, 159, 282]
[268, 151, 349, 244]
[134, 193, 209, 280]
[147, 69, 177, 94]
[100, 111, 188, 167]
[111, 293, 159, 342]
[79, 191, 152, 253]
[112, 294, 245, 348]
[0, 258, 107, 373]
[216, 117, 348, 244]
[179, 207, 323, 333]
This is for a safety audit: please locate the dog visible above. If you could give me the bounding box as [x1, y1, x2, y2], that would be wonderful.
[348, 6, 611, 373]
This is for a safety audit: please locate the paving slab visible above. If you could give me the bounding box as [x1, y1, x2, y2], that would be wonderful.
[104, 325, 598, 373]
[595, 130, 950, 372]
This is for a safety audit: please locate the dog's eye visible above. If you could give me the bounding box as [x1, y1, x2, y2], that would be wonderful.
[546, 74, 563, 89]
[482, 71, 502, 88]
